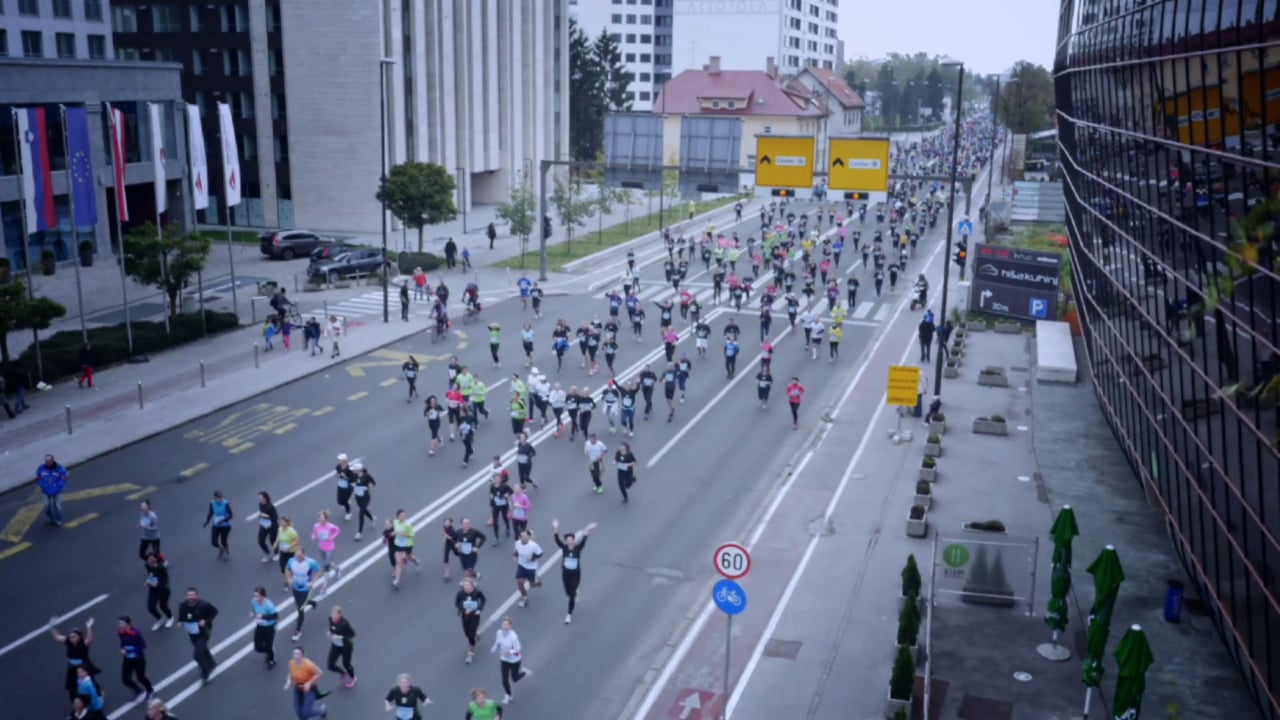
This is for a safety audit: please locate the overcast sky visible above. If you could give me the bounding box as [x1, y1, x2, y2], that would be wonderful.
[839, 0, 1060, 75]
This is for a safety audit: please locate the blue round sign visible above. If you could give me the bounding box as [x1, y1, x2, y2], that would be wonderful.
[713, 579, 747, 616]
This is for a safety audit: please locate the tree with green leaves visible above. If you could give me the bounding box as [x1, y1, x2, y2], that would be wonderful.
[997, 61, 1055, 134]
[122, 223, 213, 322]
[549, 175, 592, 251]
[376, 161, 458, 253]
[569, 20, 606, 162]
[496, 173, 537, 265]
[0, 281, 66, 365]
[876, 64, 900, 128]
[594, 30, 632, 114]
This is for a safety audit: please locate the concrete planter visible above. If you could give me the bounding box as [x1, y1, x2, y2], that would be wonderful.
[973, 418, 1009, 436]
[923, 441, 942, 457]
[906, 506, 929, 538]
[913, 490, 932, 510]
[918, 465, 937, 483]
[977, 371, 1009, 387]
[995, 321, 1022, 334]
[928, 419, 946, 435]
[943, 364, 960, 378]
[884, 690, 911, 720]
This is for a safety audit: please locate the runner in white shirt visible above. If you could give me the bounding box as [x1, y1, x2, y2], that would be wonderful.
[512, 531, 544, 607]
[799, 310, 816, 349]
[583, 434, 608, 495]
[809, 322, 825, 361]
[549, 384, 567, 437]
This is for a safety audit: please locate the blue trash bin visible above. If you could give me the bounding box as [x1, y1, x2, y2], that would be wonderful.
[1164, 579, 1184, 623]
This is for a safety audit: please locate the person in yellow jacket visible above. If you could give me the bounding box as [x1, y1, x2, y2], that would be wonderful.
[509, 391, 528, 439]
[471, 379, 490, 423]
[828, 322, 843, 361]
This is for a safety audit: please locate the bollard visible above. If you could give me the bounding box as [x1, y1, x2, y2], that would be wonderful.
[65, 405, 72, 435]
[254, 342, 260, 368]
[137, 381, 144, 409]
[250, 297, 259, 324]
[323, 300, 329, 320]
[200, 360, 206, 388]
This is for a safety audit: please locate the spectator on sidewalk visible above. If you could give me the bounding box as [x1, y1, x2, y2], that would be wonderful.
[304, 318, 322, 356]
[917, 315, 936, 363]
[487, 222, 497, 249]
[6, 361, 30, 413]
[281, 318, 293, 351]
[38, 454, 68, 526]
[1, 372, 14, 419]
[400, 281, 411, 322]
[77, 343, 95, 389]
[328, 316, 344, 359]
[937, 320, 954, 360]
[412, 268, 428, 302]
[263, 320, 279, 351]
[444, 238, 458, 270]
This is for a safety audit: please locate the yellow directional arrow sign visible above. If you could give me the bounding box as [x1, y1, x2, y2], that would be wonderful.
[828, 137, 890, 192]
[755, 135, 815, 188]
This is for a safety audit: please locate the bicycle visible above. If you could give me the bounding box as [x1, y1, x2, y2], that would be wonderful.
[432, 319, 449, 343]
[462, 304, 481, 325]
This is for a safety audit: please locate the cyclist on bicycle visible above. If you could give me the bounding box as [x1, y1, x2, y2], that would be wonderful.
[464, 283, 481, 316]
[432, 297, 449, 335]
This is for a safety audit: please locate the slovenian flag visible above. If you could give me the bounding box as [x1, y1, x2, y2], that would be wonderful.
[15, 107, 57, 233]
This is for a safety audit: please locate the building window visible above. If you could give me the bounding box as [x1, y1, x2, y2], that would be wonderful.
[21, 29, 41, 56]
[53, 0, 71, 19]
[823, 60, 833, 69]
[611, 13, 621, 22]
[195, 91, 208, 116]
[268, 47, 281, 76]
[221, 2, 247, 32]
[18, 0, 37, 16]
[271, 92, 285, 119]
[155, 47, 178, 62]
[625, 13, 635, 22]
[654, 34, 670, 46]
[241, 134, 256, 161]
[152, 4, 180, 31]
[808, 21, 818, 33]
[787, 36, 800, 48]
[711, 100, 720, 108]
[639, 52, 650, 62]
[639, 91, 651, 101]
[807, 39, 817, 51]
[608, 33, 621, 42]
[224, 48, 250, 76]
[786, 55, 799, 67]
[625, 33, 635, 42]
[238, 91, 253, 119]
[55, 32, 75, 58]
[639, 72, 650, 81]
[189, 5, 203, 31]
[640, 33, 651, 43]
[274, 134, 288, 162]
[788, 0, 801, 8]
[192, 50, 204, 74]
[825, 10, 836, 21]
[640, 14, 651, 23]
[84, 0, 103, 21]
[112, 5, 137, 32]
[265, 2, 279, 32]
[625, 52, 635, 62]
[823, 43, 833, 53]
[117, 47, 138, 60]
[788, 17, 800, 29]
[809, 3, 819, 16]
[0, 30, 7, 57]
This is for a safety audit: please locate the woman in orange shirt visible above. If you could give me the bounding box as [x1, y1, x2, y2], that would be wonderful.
[283, 646, 326, 720]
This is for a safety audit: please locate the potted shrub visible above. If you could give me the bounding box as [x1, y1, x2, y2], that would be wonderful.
[918, 456, 937, 482]
[914, 480, 932, 510]
[944, 359, 960, 377]
[972, 415, 1009, 436]
[303, 275, 325, 292]
[995, 320, 1022, 334]
[977, 367, 1009, 387]
[900, 555, 922, 612]
[923, 433, 942, 457]
[897, 595, 922, 660]
[963, 519, 1007, 533]
[928, 412, 946, 435]
[884, 645, 915, 718]
[40, 249, 57, 275]
[0, 257, 11, 284]
[77, 240, 94, 267]
[906, 504, 928, 538]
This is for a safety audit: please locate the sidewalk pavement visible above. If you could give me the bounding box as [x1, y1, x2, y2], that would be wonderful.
[728, 327, 1258, 719]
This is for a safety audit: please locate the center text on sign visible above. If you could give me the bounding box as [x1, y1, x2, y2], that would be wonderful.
[848, 159, 882, 169]
[775, 156, 806, 167]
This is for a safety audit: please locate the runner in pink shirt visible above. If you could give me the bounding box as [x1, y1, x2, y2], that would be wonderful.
[312, 511, 342, 579]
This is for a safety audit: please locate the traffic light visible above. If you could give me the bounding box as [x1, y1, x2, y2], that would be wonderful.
[954, 248, 967, 267]
[844, 191, 870, 201]
[770, 189, 793, 197]
[542, 215, 552, 240]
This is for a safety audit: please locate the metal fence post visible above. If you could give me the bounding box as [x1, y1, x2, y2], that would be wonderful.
[254, 343, 260, 368]
[323, 300, 329, 320]
[137, 381, 144, 409]
[65, 405, 72, 435]
[251, 297, 258, 324]
[200, 361, 206, 388]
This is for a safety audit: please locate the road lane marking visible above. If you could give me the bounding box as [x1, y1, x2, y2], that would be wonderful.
[0, 503, 43, 543]
[379, 378, 399, 387]
[0, 593, 109, 658]
[62, 513, 99, 529]
[311, 406, 335, 416]
[0, 541, 32, 561]
[178, 463, 210, 479]
[273, 423, 298, 435]
[347, 391, 369, 401]
[125, 487, 157, 501]
[241, 458, 365, 523]
[229, 442, 255, 455]
[61, 484, 142, 502]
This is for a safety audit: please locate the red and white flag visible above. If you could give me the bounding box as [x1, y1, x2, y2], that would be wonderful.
[105, 103, 129, 222]
[186, 104, 209, 210]
[217, 102, 241, 208]
[148, 102, 167, 214]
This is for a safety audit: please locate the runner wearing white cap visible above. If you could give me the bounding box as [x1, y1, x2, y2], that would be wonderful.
[334, 454, 355, 521]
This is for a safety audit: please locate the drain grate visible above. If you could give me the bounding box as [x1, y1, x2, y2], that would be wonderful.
[957, 695, 1012, 720]
[762, 638, 802, 660]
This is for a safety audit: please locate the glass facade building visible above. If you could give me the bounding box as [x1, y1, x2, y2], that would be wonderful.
[1055, 0, 1280, 716]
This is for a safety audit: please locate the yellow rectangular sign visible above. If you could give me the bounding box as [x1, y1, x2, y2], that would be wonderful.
[828, 137, 890, 192]
[755, 136, 815, 188]
[887, 365, 921, 407]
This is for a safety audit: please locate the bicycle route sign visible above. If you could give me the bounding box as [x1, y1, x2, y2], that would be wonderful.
[713, 578, 747, 616]
[713, 542, 751, 579]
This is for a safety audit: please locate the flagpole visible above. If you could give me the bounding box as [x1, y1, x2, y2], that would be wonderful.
[218, 111, 239, 320]
[150, 104, 171, 335]
[11, 108, 44, 381]
[106, 103, 134, 355]
[182, 103, 206, 336]
[58, 105, 89, 344]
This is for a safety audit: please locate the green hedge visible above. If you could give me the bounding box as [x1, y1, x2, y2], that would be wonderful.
[396, 252, 442, 275]
[20, 310, 241, 381]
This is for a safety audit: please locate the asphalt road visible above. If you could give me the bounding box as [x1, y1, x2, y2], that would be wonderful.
[0, 196, 928, 719]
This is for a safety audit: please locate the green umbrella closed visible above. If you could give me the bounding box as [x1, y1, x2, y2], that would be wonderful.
[1112, 624, 1155, 720]
[1040, 505, 1079, 661]
[1082, 545, 1125, 718]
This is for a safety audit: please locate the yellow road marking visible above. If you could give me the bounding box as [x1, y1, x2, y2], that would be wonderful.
[0, 504, 43, 543]
[348, 391, 369, 401]
[312, 406, 335, 416]
[230, 442, 255, 455]
[62, 513, 99, 529]
[380, 378, 399, 387]
[456, 341, 468, 350]
[209, 407, 306, 445]
[61, 483, 142, 502]
[273, 423, 298, 435]
[125, 486, 157, 501]
[0, 542, 32, 561]
[184, 402, 273, 440]
[178, 463, 210, 479]
[346, 360, 403, 377]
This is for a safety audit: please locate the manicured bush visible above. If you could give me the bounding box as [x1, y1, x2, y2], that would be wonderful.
[889, 645, 915, 700]
[396, 252, 442, 275]
[897, 597, 921, 646]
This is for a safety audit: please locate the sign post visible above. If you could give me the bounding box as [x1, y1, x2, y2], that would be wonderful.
[887, 365, 922, 437]
[711, 542, 750, 719]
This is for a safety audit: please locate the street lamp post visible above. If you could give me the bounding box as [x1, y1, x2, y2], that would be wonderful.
[379, 57, 395, 324]
[934, 61, 965, 399]
[985, 75, 1000, 213]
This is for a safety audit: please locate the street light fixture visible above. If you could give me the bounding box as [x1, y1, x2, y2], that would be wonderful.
[934, 59, 964, 399]
[379, 57, 396, 324]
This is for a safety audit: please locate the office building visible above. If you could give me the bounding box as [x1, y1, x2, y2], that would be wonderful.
[1055, 0, 1279, 716]
[569, 0, 673, 110]
[112, 0, 570, 234]
[0, 0, 115, 61]
[671, 0, 840, 76]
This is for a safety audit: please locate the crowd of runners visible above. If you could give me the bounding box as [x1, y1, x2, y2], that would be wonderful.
[47, 125, 998, 720]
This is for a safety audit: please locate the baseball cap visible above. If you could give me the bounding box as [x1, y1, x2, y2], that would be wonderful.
[351, 462, 364, 471]
[337, 453, 348, 462]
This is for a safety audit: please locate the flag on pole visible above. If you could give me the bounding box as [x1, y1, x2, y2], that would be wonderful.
[106, 103, 129, 222]
[186, 104, 209, 210]
[217, 102, 241, 208]
[148, 102, 167, 214]
[14, 107, 57, 232]
[63, 105, 98, 227]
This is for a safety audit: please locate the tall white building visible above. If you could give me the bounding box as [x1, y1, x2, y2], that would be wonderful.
[0, 0, 115, 60]
[671, 0, 840, 76]
[569, 0, 673, 111]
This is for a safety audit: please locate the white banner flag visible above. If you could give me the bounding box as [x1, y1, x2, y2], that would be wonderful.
[148, 102, 167, 214]
[186, 104, 209, 210]
[217, 102, 242, 208]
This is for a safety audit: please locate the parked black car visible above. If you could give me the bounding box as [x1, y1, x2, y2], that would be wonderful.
[260, 229, 333, 260]
[309, 243, 358, 263]
[307, 248, 390, 282]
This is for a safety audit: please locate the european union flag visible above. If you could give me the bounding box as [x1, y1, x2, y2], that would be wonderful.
[63, 106, 98, 227]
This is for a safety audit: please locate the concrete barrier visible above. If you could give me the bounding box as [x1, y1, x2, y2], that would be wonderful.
[1035, 320, 1078, 384]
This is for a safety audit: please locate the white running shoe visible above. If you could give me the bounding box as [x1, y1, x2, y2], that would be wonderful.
[164, 617, 174, 628]
[151, 619, 163, 631]
[564, 614, 572, 624]
[503, 694, 512, 703]
[344, 513, 352, 521]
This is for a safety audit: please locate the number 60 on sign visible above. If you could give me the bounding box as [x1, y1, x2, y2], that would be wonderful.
[714, 542, 751, 579]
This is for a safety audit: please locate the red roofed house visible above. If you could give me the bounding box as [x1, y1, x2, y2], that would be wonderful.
[788, 66, 866, 138]
[654, 56, 830, 183]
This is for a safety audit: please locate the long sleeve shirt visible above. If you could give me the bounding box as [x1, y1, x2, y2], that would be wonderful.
[491, 628, 522, 663]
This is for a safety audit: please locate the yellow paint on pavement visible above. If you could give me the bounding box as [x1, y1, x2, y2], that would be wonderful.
[229, 442, 255, 455]
[345, 360, 405, 377]
[273, 423, 298, 435]
[61, 484, 141, 502]
[62, 513, 99, 529]
[0, 504, 43, 543]
[185, 403, 312, 448]
[312, 406, 335, 416]
[125, 486, 157, 501]
[380, 378, 399, 387]
[178, 463, 210, 479]
[347, 391, 369, 401]
[0, 541, 32, 561]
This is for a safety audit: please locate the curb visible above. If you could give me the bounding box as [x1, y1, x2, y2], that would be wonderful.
[560, 198, 743, 273]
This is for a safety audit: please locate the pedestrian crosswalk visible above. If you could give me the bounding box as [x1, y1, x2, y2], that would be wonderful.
[314, 290, 503, 320]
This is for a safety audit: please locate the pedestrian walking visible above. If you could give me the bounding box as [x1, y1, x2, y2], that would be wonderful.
[251, 586, 279, 669]
[37, 454, 68, 526]
[455, 578, 486, 663]
[77, 343, 95, 388]
[282, 647, 326, 720]
[176, 588, 218, 684]
[400, 281, 411, 321]
[918, 314, 936, 363]
[491, 617, 531, 704]
[328, 315, 343, 359]
[138, 500, 161, 560]
[402, 357, 419, 402]
[203, 491, 233, 560]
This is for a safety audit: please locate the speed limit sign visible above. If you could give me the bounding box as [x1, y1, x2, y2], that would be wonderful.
[714, 542, 751, 580]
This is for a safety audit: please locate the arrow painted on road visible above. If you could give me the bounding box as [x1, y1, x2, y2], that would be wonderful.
[678, 691, 702, 719]
[759, 156, 772, 165]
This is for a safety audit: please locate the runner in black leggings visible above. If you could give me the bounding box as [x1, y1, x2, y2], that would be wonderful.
[552, 520, 597, 624]
[454, 578, 486, 664]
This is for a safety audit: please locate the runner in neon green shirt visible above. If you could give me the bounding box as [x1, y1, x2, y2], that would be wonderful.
[391, 510, 418, 590]
[509, 392, 528, 438]
[466, 688, 503, 720]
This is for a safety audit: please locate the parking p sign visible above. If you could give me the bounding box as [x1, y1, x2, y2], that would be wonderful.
[1029, 297, 1049, 318]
